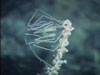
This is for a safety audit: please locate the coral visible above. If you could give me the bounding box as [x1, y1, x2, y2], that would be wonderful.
[47, 20, 74, 75]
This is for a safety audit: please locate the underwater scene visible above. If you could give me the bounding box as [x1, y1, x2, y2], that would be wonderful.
[1, 0, 100, 75]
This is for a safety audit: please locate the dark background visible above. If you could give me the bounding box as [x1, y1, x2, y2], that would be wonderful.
[1, 0, 100, 75]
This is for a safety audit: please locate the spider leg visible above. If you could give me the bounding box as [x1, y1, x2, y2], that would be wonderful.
[33, 38, 58, 52]
[30, 21, 53, 31]
[30, 15, 49, 28]
[27, 9, 62, 28]
[54, 32, 63, 43]
[34, 39, 55, 44]
[33, 44, 53, 52]
[29, 45, 52, 67]
[36, 9, 62, 24]
[25, 33, 40, 37]
[49, 32, 63, 52]
[34, 34, 56, 41]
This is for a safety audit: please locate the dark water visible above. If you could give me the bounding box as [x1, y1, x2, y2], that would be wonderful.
[1, 0, 100, 75]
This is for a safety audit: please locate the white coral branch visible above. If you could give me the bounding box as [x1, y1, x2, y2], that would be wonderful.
[47, 19, 74, 75]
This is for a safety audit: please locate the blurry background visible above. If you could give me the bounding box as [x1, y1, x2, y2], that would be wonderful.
[1, 0, 100, 75]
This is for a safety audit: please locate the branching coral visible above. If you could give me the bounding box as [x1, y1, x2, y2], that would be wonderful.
[47, 20, 74, 75]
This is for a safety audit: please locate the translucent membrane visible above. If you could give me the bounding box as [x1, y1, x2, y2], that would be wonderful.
[25, 9, 64, 66]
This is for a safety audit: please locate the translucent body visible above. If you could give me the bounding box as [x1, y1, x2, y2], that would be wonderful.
[25, 9, 64, 66]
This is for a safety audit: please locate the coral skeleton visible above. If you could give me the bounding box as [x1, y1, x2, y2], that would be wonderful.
[47, 20, 74, 75]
